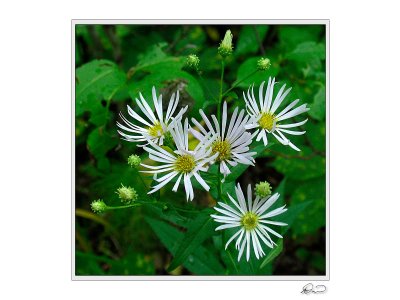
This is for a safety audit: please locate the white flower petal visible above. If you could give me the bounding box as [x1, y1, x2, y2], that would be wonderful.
[225, 228, 244, 250]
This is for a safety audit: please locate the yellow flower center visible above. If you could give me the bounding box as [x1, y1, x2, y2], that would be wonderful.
[174, 154, 196, 173]
[258, 112, 276, 131]
[241, 212, 259, 231]
[211, 139, 231, 162]
[148, 122, 163, 137]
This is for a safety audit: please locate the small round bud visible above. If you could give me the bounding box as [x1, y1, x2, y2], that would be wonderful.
[127, 154, 141, 168]
[185, 54, 200, 71]
[257, 57, 271, 71]
[91, 199, 107, 214]
[218, 30, 233, 58]
[255, 181, 272, 198]
[116, 184, 138, 204]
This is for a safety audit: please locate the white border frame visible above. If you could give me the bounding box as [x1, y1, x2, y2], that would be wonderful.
[72, 19, 330, 281]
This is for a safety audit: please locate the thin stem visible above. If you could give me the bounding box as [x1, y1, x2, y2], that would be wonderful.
[218, 170, 223, 202]
[217, 60, 225, 202]
[222, 69, 258, 98]
[106, 203, 142, 210]
[217, 60, 225, 122]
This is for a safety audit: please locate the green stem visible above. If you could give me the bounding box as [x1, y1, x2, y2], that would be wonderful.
[222, 69, 259, 98]
[217, 60, 225, 122]
[216, 60, 225, 202]
[218, 169, 223, 202]
[106, 203, 142, 210]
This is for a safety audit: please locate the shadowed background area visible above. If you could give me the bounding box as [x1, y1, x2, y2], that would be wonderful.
[75, 24, 326, 275]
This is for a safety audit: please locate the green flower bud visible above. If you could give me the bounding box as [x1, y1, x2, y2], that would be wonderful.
[127, 154, 141, 168]
[185, 54, 200, 71]
[255, 181, 272, 198]
[116, 184, 138, 204]
[91, 199, 107, 214]
[257, 57, 271, 71]
[218, 30, 233, 58]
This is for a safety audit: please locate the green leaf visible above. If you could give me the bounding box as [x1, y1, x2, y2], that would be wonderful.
[235, 25, 269, 56]
[271, 146, 326, 181]
[286, 41, 325, 62]
[144, 203, 189, 228]
[87, 128, 118, 169]
[307, 120, 326, 152]
[290, 177, 326, 235]
[308, 86, 326, 121]
[236, 57, 279, 88]
[209, 181, 235, 203]
[259, 200, 312, 269]
[278, 26, 324, 50]
[127, 57, 205, 118]
[167, 209, 216, 272]
[278, 200, 313, 235]
[89, 162, 148, 200]
[136, 42, 168, 67]
[76, 59, 126, 125]
[76, 251, 155, 275]
[146, 217, 224, 275]
[259, 239, 283, 269]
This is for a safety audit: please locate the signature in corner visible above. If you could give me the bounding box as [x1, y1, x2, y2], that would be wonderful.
[301, 283, 327, 295]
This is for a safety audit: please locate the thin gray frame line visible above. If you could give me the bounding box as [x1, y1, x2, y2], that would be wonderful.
[71, 19, 330, 281]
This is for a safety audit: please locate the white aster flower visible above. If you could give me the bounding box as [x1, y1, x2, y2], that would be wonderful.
[211, 183, 287, 262]
[190, 101, 256, 177]
[141, 118, 218, 201]
[117, 86, 188, 146]
[244, 77, 310, 151]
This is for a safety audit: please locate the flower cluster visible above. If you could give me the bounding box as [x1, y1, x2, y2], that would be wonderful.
[117, 78, 308, 261]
